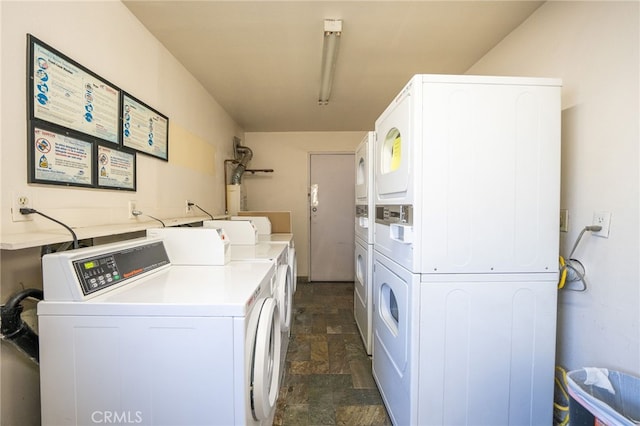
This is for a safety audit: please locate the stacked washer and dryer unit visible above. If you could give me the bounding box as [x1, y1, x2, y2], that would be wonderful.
[354, 131, 375, 355]
[371, 74, 562, 425]
[38, 231, 282, 426]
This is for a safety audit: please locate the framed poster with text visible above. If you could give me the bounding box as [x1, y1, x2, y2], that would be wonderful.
[29, 121, 95, 188]
[122, 92, 169, 161]
[27, 34, 120, 145]
[96, 145, 136, 191]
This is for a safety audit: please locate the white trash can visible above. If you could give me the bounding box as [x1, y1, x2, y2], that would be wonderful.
[567, 368, 640, 425]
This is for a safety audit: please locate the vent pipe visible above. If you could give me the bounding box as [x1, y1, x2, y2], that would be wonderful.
[230, 138, 253, 184]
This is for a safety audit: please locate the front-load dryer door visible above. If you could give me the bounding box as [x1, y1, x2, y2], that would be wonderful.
[354, 238, 372, 355]
[355, 132, 372, 202]
[356, 132, 375, 244]
[372, 252, 419, 426]
[250, 298, 281, 422]
[374, 85, 414, 204]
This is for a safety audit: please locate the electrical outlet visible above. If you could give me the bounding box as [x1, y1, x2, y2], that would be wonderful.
[128, 200, 137, 219]
[592, 211, 612, 238]
[12, 192, 33, 222]
[185, 200, 193, 214]
[560, 209, 569, 232]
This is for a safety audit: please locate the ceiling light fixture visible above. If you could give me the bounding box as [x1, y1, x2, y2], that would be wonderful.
[318, 19, 342, 106]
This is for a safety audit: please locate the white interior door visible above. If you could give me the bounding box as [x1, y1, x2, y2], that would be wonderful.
[309, 153, 355, 281]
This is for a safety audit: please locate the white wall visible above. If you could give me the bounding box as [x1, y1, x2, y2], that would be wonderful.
[2, 1, 637, 424]
[1, 0, 242, 236]
[467, 1, 639, 375]
[243, 131, 365, 277]
[0, 1, 242, 424]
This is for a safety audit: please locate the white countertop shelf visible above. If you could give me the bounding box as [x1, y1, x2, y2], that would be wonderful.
[0, 214, 227, 250]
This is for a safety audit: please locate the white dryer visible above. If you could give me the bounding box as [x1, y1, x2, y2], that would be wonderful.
[38, 238, 281, 426]
[374, 74, 561, 274]
[355, 131, 375, 244]
[354, 131, 375, 355]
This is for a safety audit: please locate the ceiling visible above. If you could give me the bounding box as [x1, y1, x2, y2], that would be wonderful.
[123, 1, 544, 132]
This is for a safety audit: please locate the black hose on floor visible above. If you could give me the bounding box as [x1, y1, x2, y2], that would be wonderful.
[1, 288, 43, 365]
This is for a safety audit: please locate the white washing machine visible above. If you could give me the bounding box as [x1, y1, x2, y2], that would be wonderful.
[230, 243, 293, 376]
[371, 74, 562, 425]
[373, 252, 558, 425]
[286, 243, 297, 294]
[258, 233, 294, 248]
[146, 226, 231, 265]
[38, 238, 281, 426]
[232, 213, 296, 294]
[230, 244, 291, 326]
[354, 235, 373, 355]
[204, 219, 259, 244]
[354, 131, 375, 355]
[371, 252, 419, 426]
[287, 244, 297, 293]
[203, 221, 296, 294]
[199, 221, 293, 326]
[148, 227, 293, 376]
[258, 233, 296, 294]
[231, 216, 273, 235]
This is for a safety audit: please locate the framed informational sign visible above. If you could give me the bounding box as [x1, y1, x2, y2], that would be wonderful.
[29, 121, 95, 188]
[27, 34, 120, 144]
[97, 145, 136, 191]
[122, 92, 169, 161]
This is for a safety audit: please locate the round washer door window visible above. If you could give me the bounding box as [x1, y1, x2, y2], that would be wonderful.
[251, 297, 281, 421]
[276, 264, 293, 333]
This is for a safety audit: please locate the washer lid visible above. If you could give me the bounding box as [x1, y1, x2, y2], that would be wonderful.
[257, 233, 293, 247]
[230, 242, 287, 264]
[38, 261, 275, 317]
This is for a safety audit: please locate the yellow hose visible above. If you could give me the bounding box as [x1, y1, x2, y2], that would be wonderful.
[558, 256, 567, 289]
[554, 366, 570, 426]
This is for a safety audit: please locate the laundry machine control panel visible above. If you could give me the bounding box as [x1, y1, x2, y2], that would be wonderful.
[375, 205, 415, 256]
[73, 240, 170, 296]
[356, 205, 368, 218]
[43, 238, 171, 301]
[375, 204, 413, 225]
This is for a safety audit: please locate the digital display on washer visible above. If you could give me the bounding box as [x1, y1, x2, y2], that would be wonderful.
[73, 241, 170, 295]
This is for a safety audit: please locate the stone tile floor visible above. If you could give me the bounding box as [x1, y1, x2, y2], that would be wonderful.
[273, 281, 391, 426]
